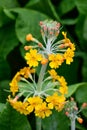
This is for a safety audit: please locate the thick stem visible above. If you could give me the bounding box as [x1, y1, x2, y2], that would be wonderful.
[71, 118, 75, 130]
[37, 64, 48, 91]
[36, 117, 42, 130]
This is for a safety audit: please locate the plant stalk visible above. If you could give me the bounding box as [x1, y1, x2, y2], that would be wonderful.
[37, 64, 48, 91]
[71, 118, 75, 130]
[36, 117, 42, 130]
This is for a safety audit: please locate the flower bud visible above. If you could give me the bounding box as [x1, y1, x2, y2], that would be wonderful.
[41, 58, 48, 65]
[24, 46, 32, 50]
[82, 103, 87, 108]
[77, 117, 83, 124]
[38, 42, 43, 48]
[65, 111, 69, 116]
[26, 34, 34, 41]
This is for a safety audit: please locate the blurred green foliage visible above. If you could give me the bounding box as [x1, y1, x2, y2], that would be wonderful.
[0, 0, 87, 130]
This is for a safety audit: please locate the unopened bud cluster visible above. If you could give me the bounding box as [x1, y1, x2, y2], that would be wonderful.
[65, 97, 87, 124]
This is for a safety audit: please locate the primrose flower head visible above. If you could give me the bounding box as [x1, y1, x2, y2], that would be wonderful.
[8, 19, 76, 119]
[24, 20, 76, 69]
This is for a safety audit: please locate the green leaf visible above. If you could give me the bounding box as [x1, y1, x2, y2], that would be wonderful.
[0, 103, 31, 130]
[0, 0, 19, 9]
[0, 7, 11, 27]
[0, 22, 18, 59]
[0, 80, 10, 103]
[42, 110, 69, 130]
[66, 82, 87, 98]
[25, 0, 60, 20]
[75, 15, 87, 51]
[81, 55, 87, 81]
[57, 0, 75, 16]
[3, 9, 16, 20]
[0, 103, 5, 113]
[19, 45, 26, 58]
[62, 18, 78, 25]
[75, 0, 87, 15]
[75, 83, 87, 103]
[75, 83, 87, 118]
[10, 8, 50, 44]
[83, 16, 87, 41]
[0, 58, 11, 81]
[76, 123, 86, 130]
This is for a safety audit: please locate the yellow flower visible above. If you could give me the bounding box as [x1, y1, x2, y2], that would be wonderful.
[57, 76, 67, 87]
[9, 72, 20, 96]
[46, 92, 65, 111]
[59, 86, 68, 95]
[13, 101, 29, 115]
[46, 93, 59, 109]
[8, 97, 29, 115]
[49, 54, 64, 69]
[27, 96, 43, 113]
[35, 102, 52, 118]
[19, 67, 35, 78]
[69, 43, 75, 51]
[48, 69, 58, 81]
[64, 48, 74, 64]
[62, 32, 76, 50]
[57, 76, 68, 94]
[25, 49, 42, 67]
[62, 32, 70, 44]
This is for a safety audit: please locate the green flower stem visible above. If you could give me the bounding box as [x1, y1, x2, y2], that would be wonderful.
[71, 118, 75, 130]
[37, 63, 48, 91]
[36, 117, 42, 130]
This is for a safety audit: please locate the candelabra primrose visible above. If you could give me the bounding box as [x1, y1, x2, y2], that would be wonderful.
[8, 20, 75, 119]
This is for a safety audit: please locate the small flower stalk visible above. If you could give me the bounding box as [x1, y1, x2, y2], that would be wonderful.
[65, 98, 87, 130]
[8, 20, 75, 123]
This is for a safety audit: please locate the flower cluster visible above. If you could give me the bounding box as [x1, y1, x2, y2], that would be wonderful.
[65, 97, 87, 124]
[8, 20, 75, 118]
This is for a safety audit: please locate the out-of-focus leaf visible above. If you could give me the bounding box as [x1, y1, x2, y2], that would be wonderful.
[0, 22, 18, 59]
[42, 110, 69, 130]
[0, 8, 11, 27]
[25, 0, 60, 20]
[19, 45, 26, 58]
[10, 8, 49, 44]
[83, 16, 87, 41]
[0, 80, 10, 103]
[66, 82, 87, 98]
[75, 83, 87, 103]
[0, 0, 19, 9]
[3, 9, 16, 20]
[75, 0, 87, 15]
[62, 18, 78, 25]
[75, 52, 87, 82]
[57, 0, 75, 16]
[75, 83, 87, 118]
[0, 58, 11, 81]
[76, 123, 86, 130]
[0, 103, 31, 130]
[0, 103, 5, 113]
[81, 56, 87, 82]
[75, 15, 87, 51]
[0, 0, 18, 26]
